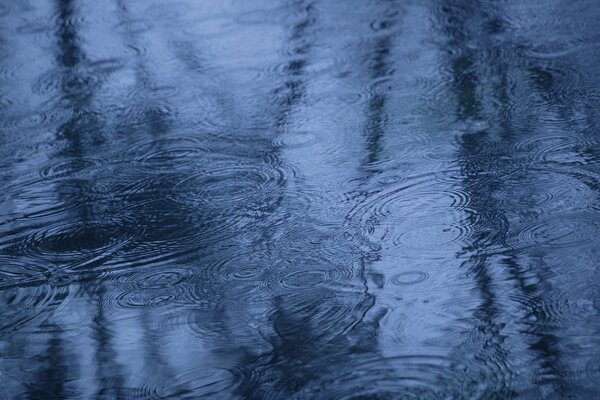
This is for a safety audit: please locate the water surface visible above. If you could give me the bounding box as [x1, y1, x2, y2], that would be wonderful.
[1, 0, 600, 398]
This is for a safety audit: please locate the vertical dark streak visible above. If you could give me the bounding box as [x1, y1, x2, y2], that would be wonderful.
[25, 325, 69, 399]
[439, 0, 569, 395]
[53, 1, 126, 396]
[232, 2, 326, 397]
[91, 287, 126, 399]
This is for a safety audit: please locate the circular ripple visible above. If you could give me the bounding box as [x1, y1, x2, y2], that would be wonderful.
[0, 284, 68, 333]
[513, 134, 600, 166]
[129, 136, 210, 173]
[506, 216, 600, 251]
[230, 266, 263, 280]
[389, 271, 429, 286]
[1, 179, 84, 223]
[344, 170, 471, 252]
[32, 68, 103, 99]
[198, 255, 273, 306]
[272, 130, 319, 149]
[346, 175, 470, 222]
[267, 291, 369, 346]
[39, 157, 106, 180]
[96, 266, 196, 313]
[396, 223, 473, 249]
[174, 367, 235, 398]
[114, 18, 153, 34]
[541, 138, 600, 166]
[491, 168, 600, 215]
[108, 100, 177, 133]
[169, 158, 286, 213]
[202, 256, 269, 284]
[17, 217, 141, 268]
[2, 108, 71, 131]
[272, 228, 354, 262]
[279, 269, 332, 289]
[491, 187, 554, 208]
[537, 285, 599, 323]
[116, 290, 177, 308]
[275, 258, 355, 293]
[294, 354, 510, 400]
[116, 267, 191, 289]
[124, 85, 183, 105]
[507, 282, 600, 379]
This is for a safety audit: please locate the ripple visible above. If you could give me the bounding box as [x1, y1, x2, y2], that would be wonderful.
[370, 14, 398, 33]
[174, 367, 235, 398]
[294, 354, 510, 400]
[1, 1, 600, 396]
[116, 267, 192, 289]
[527, 63, 586, 104]
[202, 255, 269, 284]
[196, 253, 273, 308]
[32, 68, 104, 99]
[513, 134, 600, 166]
[274, 257, 355, 293]
[183, 16, 237, 38]
[279, 269, 332, 289]
[183, 168, 274, 202]
[2, 108, 71, 131]
[169, 158, 287, 214]
[344, 171, 472, 252]
[507, 281, 600, 360]
[125, 85, 183, 105]
[535, 285, 600, 324]
[347, 169, 467, 216]
[540, 138, 600, 166]
[414, 74, 453, 112]
[318, 80, 377, 122]
[143, 1, 192, 23]
[585, 358, 600, 388]
[95, 266, 196, 313]
[389, 271, 429, 286]
[16, 20, 51, 35]
[491, 168, 600, 215]
[115, 290, 177, 308]
[506, 215, 600, 251]
[129, 136, 210, 173]
[16, 217, 141, 269]
[0, 284, 68, 334]
[0, 256, 45, 289]
[272, 226, 354, 262]
[0, 177, 114, 224]
[271, 130, 318, 149]
[114, 19, 153, 35]
[491, 186, 555, 208]
[267, 293, 369, 346]
[93, 216, 211, 274]
[50, 9, 86, 33]
[39, 157, 106, 180]
[88, 58, 125, 74]
[108, 99, 176, 131]
[396, 223, 473, 249]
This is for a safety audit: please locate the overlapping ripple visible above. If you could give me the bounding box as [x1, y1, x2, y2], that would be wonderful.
[2, 0, 600, 398]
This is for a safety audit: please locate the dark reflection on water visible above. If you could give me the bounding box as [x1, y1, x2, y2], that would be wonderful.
[1, 0, 600, 398]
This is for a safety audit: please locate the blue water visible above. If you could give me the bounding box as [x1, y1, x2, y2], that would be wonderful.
[1, 0, 600, 398]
